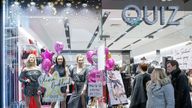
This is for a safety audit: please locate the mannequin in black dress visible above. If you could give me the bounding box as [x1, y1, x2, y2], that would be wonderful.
[19, 54, 42, 108]
[49, 55, 69, 108]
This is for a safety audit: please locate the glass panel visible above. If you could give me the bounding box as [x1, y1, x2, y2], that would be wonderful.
[3, 0, 102, 107]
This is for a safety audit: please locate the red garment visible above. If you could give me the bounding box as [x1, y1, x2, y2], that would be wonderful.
[29, 97, 37, 108]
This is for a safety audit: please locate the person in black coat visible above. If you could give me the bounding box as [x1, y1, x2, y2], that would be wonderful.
[167, 60, 192, 108]
[129, 63, 151, 108]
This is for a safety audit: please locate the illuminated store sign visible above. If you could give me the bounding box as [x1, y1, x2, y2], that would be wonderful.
[122, 5, 179, 26]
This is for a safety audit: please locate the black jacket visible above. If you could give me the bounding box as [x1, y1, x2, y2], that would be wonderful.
[171, 69, 192, 108]
[129, 73, 151, 108]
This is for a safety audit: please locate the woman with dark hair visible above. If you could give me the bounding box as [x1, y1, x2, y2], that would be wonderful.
[129, 63, 151, 108]
[49, 55, 69, 108]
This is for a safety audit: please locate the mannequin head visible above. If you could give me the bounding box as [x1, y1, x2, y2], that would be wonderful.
[56, 55, 66, 68]
[26, 54, 37, 68]
[76, 54, 85, 67]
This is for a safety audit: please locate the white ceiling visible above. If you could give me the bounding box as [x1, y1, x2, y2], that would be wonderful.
[102, 9, 192, 56]
[19, 7, 101, 51]
[18, 4, 192, 59]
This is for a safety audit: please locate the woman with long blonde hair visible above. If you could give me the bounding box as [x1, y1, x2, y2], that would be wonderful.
[68, 54, 88, 108]
[19, 54, 42, 108]
[146, 68, 175, 108]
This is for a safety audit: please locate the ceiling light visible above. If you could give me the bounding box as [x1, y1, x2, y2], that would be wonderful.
[60, 2, 63, 5]
[77, 2, 81, 4]
[27, 4, 30, 7]
[66, 3, 71, 7]
[82, 3, 87, 8]
[64, 17, 68, 20]
[54, 1, 58, 5]
[30, 2, 35, 6]
[96, 6, 99, 9]
[14, 1, 19, 5]
[66, 11, 69, 14]
[48, 2, 53, 7]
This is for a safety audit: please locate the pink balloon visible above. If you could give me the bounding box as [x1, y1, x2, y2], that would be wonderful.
[42, 59, 52, 74]
[86, 50, 96, 64]
[105, 48, 109, 56]
[106, 58, 115, 71]
[54, 41, 64, 54]
[41, 49, 54, 61]
[88, 69, 100, 83]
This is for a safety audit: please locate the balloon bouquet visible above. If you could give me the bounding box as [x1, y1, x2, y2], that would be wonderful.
[41, 41, 64, 74]
[38, 41, 64, 107]
[86, 48, 115, 107]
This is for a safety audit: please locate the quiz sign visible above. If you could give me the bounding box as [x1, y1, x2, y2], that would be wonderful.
[122, 5, 179, 26]
[38, 72, 72, 102]
[88, 82, 103, 97]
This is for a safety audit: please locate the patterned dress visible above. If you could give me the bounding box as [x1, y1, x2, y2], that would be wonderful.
[68, 66, 88, 108]
[19, 70, 42, 96]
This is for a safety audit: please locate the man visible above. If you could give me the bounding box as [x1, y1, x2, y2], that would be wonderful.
[167, 60, 192, 108]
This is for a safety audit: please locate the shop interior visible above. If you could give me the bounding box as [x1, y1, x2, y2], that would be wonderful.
[1, 0, 192, 107]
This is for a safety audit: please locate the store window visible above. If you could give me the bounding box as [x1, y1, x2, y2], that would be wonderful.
[2, 0, 102, 107]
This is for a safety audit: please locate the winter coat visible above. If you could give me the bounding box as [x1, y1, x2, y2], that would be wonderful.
[129, 73, 151, 108]
[171, 69, 192, 108]
[146, 80, 175, 108]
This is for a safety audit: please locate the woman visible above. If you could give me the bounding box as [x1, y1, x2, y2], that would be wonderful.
[49, 55, 69, 108]
[129, 63, 151, 108]
[146, 68, 175, 108]
[19, 54, 42, 108]
[68, 54, 88, 108]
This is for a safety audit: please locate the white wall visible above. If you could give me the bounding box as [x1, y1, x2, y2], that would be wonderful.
[133, 41, 192, 69]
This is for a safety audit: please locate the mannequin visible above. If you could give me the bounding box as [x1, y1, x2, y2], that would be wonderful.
[68, 54, 88, 108]
[19, 54, 42, 108]
[49, 55, 69, 108]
